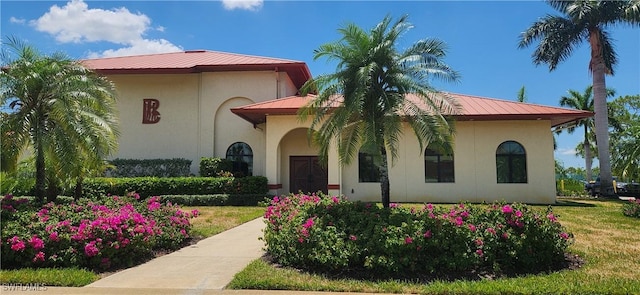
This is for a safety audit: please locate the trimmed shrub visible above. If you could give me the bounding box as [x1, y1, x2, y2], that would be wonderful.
[0, 162, 36, 197]
[8, 176, 269, 200]
[81, 177, 232, 198]
[556, 179, 589, 197]
[0, 194, 198, 270]
[622, 198, 640, 218]
[199, 157, 233, 177]
[160, 194, 270, 206]
[106, 158, 192, 177]
[81, 176, 266, 199]
[228, 176, 269, 195]
[263, 194, 573, 276]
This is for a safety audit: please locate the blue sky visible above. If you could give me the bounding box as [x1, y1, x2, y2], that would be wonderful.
[2, 0, 639, 169]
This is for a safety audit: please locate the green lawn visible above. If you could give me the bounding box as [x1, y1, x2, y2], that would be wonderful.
[0, 205, 265, 287]
[228, 199, 640, 294]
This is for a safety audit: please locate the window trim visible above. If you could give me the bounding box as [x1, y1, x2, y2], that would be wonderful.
[225, 142, 253, 177]
[358, 152, 381, 183]
[424, 147, 455, 183]
[496, 140, 527, 183]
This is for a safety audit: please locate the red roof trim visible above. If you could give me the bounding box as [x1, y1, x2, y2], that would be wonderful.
[230, 93, 593, 127]
[81, 50, 312, 89]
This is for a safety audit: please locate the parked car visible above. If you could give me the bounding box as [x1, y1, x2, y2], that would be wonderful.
[619, 182, 640, 198]
[584, 176, 628, 196]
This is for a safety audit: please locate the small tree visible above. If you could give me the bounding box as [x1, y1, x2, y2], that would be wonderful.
[300, 15, 460, 207]
[0, 37, 119, 202]
[519, 0, 640, 196]
[558, 86, 615, 182]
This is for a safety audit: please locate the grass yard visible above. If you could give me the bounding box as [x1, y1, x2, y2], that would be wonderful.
[0, 205, 265, 287]
[228, 199, 640, 294]
[184, 206, 266, 239]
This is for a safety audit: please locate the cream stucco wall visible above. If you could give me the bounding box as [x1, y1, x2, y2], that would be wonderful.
[107, 71, 296, 174]
[107, 70, 556, 203]
[340, 120, 556, 204]
[279, 128, 319, 192]
[263, 115, 556, 204]
[263, 115, 341, 196]
[108, 74, 200, 166]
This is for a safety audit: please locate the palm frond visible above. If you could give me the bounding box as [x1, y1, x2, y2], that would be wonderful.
[622, 0, 640, 24]
[592, 29, 618, 75]
[520, 15, 586, 71]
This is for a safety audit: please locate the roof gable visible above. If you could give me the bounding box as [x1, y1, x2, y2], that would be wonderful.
[230, 93, 593, 128]
[81, 50, 312, 89]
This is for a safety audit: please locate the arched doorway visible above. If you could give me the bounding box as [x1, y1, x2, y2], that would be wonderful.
[290, 156, 327, 194]
[279, 128, 327, 194]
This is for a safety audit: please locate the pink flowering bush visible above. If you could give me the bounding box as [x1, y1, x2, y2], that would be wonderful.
[263, 193, 573, 276]
[622, 198, 640, 218]
[1, 193, 198, 270]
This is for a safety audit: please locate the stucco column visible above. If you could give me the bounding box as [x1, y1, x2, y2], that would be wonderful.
[327, 138, 341, 197]
[265, 117, 282, 196]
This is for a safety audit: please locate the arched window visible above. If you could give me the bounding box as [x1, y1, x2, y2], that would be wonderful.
[425, 147, 455, 183]
[226, 142, 253, 177]
[358, 148, 381, 183]
[496, 141, 527, 183]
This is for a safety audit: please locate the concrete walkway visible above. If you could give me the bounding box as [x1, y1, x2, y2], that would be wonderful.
[3, 218, 383, 295]
[7, 288, 378, 295]
[87, 217, 264, 291]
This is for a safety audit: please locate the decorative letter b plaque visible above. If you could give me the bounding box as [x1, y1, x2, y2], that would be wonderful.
[142, 99, 161, 124]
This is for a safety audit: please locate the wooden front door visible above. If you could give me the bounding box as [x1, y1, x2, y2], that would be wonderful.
[290, 156, 328, 194]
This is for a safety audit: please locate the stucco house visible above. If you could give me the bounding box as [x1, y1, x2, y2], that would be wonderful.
[83, 50, 592, 204]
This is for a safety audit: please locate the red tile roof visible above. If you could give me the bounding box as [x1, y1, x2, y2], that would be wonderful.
[230, 93, 593, 127]
[81, 50, 312, 89]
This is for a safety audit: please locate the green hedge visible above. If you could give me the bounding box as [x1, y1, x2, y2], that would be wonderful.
[161, 194, 270, 206]
[81, 176, 268, 199]
[199, 157, 233, 177]
[106, 158, 192, 177]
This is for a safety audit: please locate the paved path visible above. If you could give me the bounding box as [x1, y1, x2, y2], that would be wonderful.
[3, 217, 384, 295]
[5, 288, 379, 295]
[84, 217, 266, 293]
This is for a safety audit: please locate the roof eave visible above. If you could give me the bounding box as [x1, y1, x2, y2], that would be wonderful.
[87, 62, 312, 89]
[230, 107, 302, 125]
[456, 112, 593, 127]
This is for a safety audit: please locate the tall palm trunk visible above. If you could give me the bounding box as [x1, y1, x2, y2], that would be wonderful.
[74, 177, 83, 200]
[584, 122, 592, 182]
[584, 137, 592, 182]
[590, 29, 614, 196]
[379, 146, 390, 208]
[34, 126, 46, 204]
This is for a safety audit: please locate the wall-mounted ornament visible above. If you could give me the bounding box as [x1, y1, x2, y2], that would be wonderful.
[142, 98, 161, 124]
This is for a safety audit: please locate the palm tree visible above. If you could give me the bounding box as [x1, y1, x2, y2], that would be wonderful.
[517, 86, 527, 102]
[299, 15, 460, 207]
[559, 85, 615, 182]
[518, 0, 640, 197]
[609, 95, 640, 181]
[0, 38, 119, 202]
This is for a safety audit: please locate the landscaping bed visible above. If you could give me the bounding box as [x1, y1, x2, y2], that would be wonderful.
[0, 198, 264, 287]
[230, 197, 640, 294]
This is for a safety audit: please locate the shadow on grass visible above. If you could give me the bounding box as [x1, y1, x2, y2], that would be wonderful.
[553, 200, 598, 207]
[554, 197, 630, 207]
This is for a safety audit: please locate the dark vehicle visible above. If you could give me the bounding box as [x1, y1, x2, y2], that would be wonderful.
[584, 177, 628, 196]
[620, 182, 640, 197]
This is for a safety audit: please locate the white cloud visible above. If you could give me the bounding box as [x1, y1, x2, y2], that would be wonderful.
[31, 0, 150, 44]
[9, 17, 26, 24]
[556, 148, 578, 156]
[222, 0, 263, 11]
[30, 0, 181, 58]
[88, 39, 182, 58]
